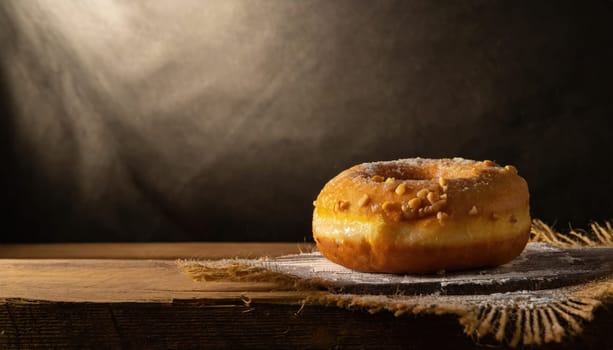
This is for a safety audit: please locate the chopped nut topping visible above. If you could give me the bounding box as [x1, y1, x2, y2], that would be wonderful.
[504, 165, 517, 174]
[416, 188, 429, 199]
[401, 202, 410, 212]
[358, 194, 370, 207]
[335, 200, 350, 211]
[401, 201, 417, 219]
[429, 199, 447, 212]
[382, 201, 397, 212]
[395, 183, 407, 195]
[427, 191, 439, 204]
[468, 206, 478, 215]
[372, 175, 385, 182]
[483, 160, 497, 167]
[438, 177, 447, 187]
[437, 211, 449, 225]
[428, 184, 440, 192]
[383, 177, 396, 191]
[408, 197, 422, 209]
[422, 205, 435, 215]
[440, 193, 448, 200]
[491, 213, 500, 220]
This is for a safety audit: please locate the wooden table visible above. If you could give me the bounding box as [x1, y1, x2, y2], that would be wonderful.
[1, 243, 611, 349]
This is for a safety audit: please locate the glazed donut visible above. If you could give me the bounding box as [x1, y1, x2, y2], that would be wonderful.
[312, 158, 530, 273]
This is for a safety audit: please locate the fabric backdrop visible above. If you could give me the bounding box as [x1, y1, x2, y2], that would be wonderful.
[1, 1, 612, 242]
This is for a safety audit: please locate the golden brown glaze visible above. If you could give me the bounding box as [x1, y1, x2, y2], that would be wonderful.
[312, 158, 530, 273]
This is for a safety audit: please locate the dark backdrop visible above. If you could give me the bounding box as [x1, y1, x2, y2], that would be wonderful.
[1, 1, 612, 243]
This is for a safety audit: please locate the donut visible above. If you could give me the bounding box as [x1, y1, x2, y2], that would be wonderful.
[312, 158, 530, 274]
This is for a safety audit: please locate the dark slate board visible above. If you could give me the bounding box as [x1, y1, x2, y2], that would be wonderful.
[262, 243, 613, 295]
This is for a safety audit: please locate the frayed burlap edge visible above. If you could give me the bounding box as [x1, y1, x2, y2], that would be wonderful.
[531, 219, 613, 248]
[178, 220, 613, 347]
[304, 280, 612, 348]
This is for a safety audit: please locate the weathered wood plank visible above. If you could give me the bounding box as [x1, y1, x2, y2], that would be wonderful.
[0, 299, 475, 349]
[1, 298, 613, 349]
[0, 259, 308, 303]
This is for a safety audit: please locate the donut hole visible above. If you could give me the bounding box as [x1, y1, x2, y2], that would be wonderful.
[362, 159, 479, 181]
[367, 163, 433, 181]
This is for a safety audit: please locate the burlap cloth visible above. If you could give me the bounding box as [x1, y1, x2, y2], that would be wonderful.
[178, 220, 613, 347]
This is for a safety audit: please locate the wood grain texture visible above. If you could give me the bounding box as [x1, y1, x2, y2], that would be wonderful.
[1, 298, 613, 349]
[0, 299, 484, 349]
[0, 259, 308, 303]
